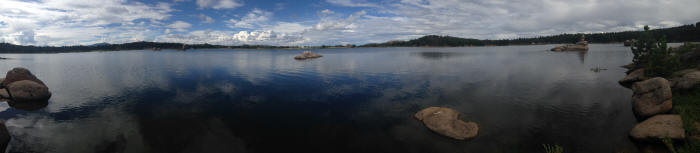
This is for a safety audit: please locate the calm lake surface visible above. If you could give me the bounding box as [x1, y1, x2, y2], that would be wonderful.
[0, 44, 642, 153]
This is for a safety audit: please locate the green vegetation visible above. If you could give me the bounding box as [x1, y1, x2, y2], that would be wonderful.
[542, 144, 564, 153]
[363, 23, 699, 47]
[627, 24, 700, 153]
[672, 88, 700, 153]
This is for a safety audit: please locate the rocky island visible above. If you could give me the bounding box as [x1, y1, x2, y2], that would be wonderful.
[294, 51, 323, 60]
[550, 35, 589, 51]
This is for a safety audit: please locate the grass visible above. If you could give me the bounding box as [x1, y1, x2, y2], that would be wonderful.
[671, 86, 700, 153]
[542, 144, 564, 153]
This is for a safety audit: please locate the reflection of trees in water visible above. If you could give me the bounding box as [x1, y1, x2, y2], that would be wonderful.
[412, 52, 465, 60]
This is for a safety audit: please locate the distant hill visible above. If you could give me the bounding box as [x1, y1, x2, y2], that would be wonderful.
[362, 22, 700, 47]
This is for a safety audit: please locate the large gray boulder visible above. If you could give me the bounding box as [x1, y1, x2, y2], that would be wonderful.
[7, 80, 51, 102]
[629, 115, 685, 141]
[1, 67, 45, 87]
[619, 68, 647, 87]
[414, 107, 479, 140]
[631, 77, 672, 119]
[671, 70, 700, 90]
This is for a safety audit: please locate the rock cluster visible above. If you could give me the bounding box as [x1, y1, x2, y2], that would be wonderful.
[550, 35, 589, 52]
[414, 107, 479, 140]
[620, 65, 689, 144]
[294, 51, 323, 60]
[0, 67, 51, 102]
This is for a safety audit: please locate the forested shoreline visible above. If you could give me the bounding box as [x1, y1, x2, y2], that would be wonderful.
[1, 22, 698, 53]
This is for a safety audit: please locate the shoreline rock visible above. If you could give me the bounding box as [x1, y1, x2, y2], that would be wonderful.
[630, 114, 685, 142]
[631, 77, 673, 119]
[294, 51, 322, 60]
[414, 107, 479, 140]
[0, 68, 51, 102]
[619, 68, 647, 87]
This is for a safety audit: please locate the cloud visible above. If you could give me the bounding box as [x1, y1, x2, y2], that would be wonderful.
[196, 0, 243, 9]
[0, 0, 173, 45]
[168, 21, 192, 32]
[325, 0, 380, 7]
[155, 30, 307, 46]
[199, 14, 215, 24]
[226, 8, 273, 29]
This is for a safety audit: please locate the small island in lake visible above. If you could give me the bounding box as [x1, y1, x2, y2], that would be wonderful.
[294, 51, 323, 60]
[550, 35, 589, 51]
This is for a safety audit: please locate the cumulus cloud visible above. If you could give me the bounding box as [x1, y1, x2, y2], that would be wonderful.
[196, 0, 243, 9]
[155, 30, 307, 46]
[168, 21, 192, 32]
[226, 8, 273, 29]
[0, 0, 173, 45]
[199, 14, 215, 24]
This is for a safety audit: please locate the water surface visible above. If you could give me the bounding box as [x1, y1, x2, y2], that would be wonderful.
[0, 44, 639, 153]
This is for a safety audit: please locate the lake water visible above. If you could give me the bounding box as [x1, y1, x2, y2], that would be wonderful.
[0, 44, 641, 153]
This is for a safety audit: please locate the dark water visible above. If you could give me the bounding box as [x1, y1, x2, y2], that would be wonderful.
[0, 44, 641, 153]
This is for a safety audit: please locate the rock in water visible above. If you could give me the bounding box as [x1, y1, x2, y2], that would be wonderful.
[1, 67, 45, 87]
[631, 77, 672, 119]
[619, 68, 647, 87]
[414, 107, 479, 140]
[0, 121, 9, 153]
[7, 80, 51, 102]
[294, 51, 323, 60]
[629, 115, 685, 141]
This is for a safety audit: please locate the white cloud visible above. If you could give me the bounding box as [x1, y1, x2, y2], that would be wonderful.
[155, 30, 307, 46]
[226, 8, 272, 29]
[326, 0, 380, 8]
[0, 0, 173, 45]
[196, 0, 243, 9]
[199, 14, 215, 24]
[168, 21, 192, 32]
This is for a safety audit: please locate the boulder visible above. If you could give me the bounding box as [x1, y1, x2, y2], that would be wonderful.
[671, 70, 700, 90]
[631, 77, 672, 119]
[1, 67, 45, 87]
[619, 68, 647, 87]
[629, 115, 685, 141]
[0, 89, 8, 100]
[7, 80, 51, 102]
[414, 107, 479, 140]
[0, 121, 9, 153]
[294, 51, 323, 60]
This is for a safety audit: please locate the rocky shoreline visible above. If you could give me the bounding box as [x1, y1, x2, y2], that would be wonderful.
[619, 44, 700, 152]
[0, 67, 52, 152]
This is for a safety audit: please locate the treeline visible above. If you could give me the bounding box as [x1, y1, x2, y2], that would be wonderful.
[0, 41, 295, 53]
[363, 22, 700, 47]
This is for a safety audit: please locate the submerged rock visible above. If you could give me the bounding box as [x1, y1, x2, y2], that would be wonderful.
[294, 51, 323, 60]
[629, 114, 685, 141]
[619, 68, 647, 87]
[1, 67, 45, 87]
[414, 107, 479, 140]
[631, 77, 672, 119]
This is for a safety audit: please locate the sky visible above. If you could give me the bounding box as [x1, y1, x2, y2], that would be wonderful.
[0, 0, 699, 46]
